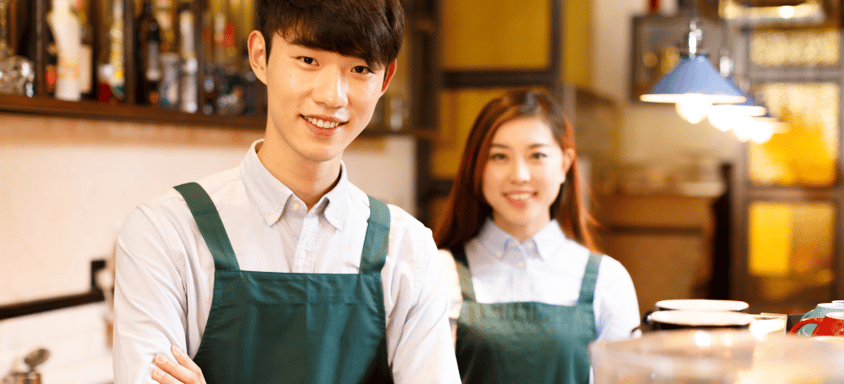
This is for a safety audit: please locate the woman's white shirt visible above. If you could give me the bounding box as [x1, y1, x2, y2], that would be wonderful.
[438, 218, 641, 341]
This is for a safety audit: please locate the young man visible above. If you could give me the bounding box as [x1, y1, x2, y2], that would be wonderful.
[112, 1, 460, 383]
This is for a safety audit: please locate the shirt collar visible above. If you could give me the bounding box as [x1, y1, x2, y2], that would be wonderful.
[476, 217, 566, 261]
[240, 139, 348, 230]
[532, 219, 566, 261]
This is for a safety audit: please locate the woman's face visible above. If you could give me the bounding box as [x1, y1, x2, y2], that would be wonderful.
[481, 116, 574, 241]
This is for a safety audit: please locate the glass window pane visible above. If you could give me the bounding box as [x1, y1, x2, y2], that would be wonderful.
[439, 0, 550, 70]
[748, 82, 838, 187]
[750, 29, 839, 67]
[747, 201, 835, 305]
[433, 89, 509, 178]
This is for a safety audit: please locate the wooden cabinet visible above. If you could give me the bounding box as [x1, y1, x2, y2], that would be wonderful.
[3, 0, 426, 135]
[592, 193, 717, 316]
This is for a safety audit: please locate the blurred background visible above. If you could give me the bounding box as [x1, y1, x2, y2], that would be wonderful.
[1, 0, 842, 382]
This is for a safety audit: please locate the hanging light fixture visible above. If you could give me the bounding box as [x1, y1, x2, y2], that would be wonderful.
[750, 112, 786, 144]
[706, 76, 767, 131]
[640, 19, 746, 124]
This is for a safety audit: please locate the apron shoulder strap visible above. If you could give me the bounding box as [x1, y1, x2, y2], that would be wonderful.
[577, 253, 602, 305]
[174, 182, 240, 271]
[360, 196, 391, 274]
[450, 245, 476, 301]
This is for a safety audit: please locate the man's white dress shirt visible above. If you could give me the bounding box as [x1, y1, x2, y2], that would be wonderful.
[113, 140, 459, 384]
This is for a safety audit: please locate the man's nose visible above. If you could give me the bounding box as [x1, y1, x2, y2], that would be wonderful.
[312, 67, 349, 108]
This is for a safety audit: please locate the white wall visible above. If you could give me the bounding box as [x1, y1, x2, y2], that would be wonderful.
[0, 114, 417, 306]
[591, 0, 742, 164]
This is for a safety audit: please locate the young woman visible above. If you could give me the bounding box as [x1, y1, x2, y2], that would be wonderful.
[435, 89, 640, 384]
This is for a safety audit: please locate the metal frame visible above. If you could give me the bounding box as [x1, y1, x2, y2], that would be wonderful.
[414, 0, 564, 225]
[730, 25, 844, 312]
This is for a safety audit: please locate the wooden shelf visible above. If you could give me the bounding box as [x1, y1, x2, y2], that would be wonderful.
[0, 94, 266, 128]
[0, 94, 430, 138]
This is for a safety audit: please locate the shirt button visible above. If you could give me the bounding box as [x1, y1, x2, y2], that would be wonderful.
[292, 203, 301, 211]
[516, 262, 525, 269]
[268, 213, 277, 220]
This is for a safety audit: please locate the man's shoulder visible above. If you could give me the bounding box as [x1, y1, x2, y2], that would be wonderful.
[139, 167, 242, 214]
[346, 184, 433, 247]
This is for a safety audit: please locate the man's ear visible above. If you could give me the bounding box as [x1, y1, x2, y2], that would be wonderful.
[381, 61, 398, 93]
[248, 30, 268, 85]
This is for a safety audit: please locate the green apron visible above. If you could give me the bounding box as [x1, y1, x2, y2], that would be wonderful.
[174, 182, 393, 384]
[451, 245, 600, 384]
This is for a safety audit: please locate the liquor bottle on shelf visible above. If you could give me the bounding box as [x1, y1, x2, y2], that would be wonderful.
[201, 6, 215, 115]
[96, 0, 123, 103]
[0, 0, 34, 96]
[155, 0, 175, 54]
[95, 0, 112, 102]
[240, 48, 260, 117]
[106, 0, 123, 101]
[19, 6, 58, 97]
[135, 0, 161, 105]
[74, 0, 93, 98]
[48, 0, 82, 101]
[177, 2, 197, 113]
[158, 51, 179, 109]
[215, 17, 244, 116]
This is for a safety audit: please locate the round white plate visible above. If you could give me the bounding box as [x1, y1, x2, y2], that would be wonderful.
[656, 299, 749, 312]
[650, 310, 754, 328]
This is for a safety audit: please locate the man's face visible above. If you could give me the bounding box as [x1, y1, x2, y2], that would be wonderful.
[251, 31, 395, 166]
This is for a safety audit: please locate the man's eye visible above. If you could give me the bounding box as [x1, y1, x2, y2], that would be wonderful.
[300, 57, 315, 64]
[353, 66, 372, 74]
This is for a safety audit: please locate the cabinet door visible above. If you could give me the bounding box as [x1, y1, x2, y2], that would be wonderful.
[733, 28, 844, 313]
[418, 0, 563, 226]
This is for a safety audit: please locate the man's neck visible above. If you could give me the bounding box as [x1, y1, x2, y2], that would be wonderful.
[256, 142, 342, 210]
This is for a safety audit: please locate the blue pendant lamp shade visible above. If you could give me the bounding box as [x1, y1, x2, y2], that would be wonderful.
[640, 55, 747, 104]
[707, 76, 767, 131]
[711, 76, 767, 116]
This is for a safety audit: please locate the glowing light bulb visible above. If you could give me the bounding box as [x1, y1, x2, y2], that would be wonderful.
[750, 122, 774, 144]
[778, 6, 796, 19]
[675, 94, 711, 124]
[707, 110, 737, 132]
[733, 125, 751, 141]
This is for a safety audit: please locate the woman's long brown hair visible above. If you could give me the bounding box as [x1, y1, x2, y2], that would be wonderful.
[433, 89, 596, 252]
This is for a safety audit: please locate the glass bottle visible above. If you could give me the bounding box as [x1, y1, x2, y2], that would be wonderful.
[155, 0, 175, 54]
[0, 0, 35, 96]
[177, 2, 196, 113]
[95, 0, 113, 102]
[48, 0, 82, 101]
[135, 0, 161, 105]
[201, 6, 215, 115]
[74, 0, 93, 98]
[18, 7, 57, 96]
[106, 0, 124, 101]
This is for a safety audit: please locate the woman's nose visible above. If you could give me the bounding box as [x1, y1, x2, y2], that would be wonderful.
[510, 160, 530, 182]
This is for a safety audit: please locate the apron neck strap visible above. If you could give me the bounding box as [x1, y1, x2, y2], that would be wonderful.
[360, 196, 390, 274]
[577, 253, 602, 305]
[450, 245, 476, 301]
[174, 182, 240, 271]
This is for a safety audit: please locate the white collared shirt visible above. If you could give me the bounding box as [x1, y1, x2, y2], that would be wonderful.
[439, 218, 641, 341]
[113, 140, 459, 384]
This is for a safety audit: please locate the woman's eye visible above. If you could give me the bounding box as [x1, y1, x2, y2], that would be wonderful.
[353, 66, 372, 74]
[490, 153, 506, 161]
[531, 152, 548, 160]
